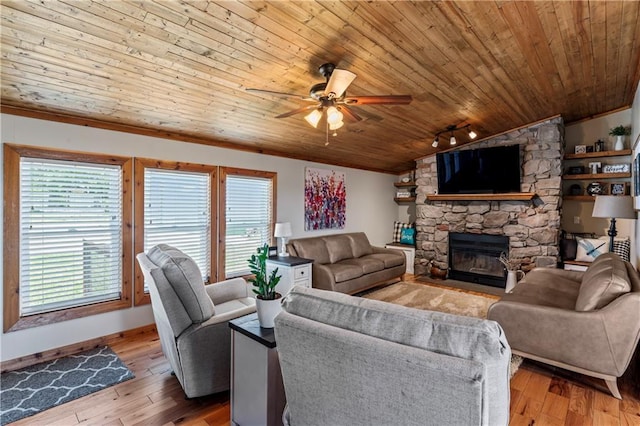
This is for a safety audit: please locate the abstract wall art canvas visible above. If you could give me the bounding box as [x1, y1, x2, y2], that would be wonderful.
[304, 167, 346, 230]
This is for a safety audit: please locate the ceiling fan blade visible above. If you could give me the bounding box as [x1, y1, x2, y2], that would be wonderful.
[343, 95, 413, 105]
[339, 105, 362, 122]
[275, 105, 319, 118]
[246, 88, 312, 101]
[324, 69, 356, 99]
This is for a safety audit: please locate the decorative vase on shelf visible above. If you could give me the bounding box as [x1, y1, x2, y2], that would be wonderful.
[614, 135, 625, 151]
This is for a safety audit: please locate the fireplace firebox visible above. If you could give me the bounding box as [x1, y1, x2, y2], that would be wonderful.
[448, 232, 509, 288]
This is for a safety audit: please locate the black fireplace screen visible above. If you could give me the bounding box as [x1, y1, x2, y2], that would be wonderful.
[448, 232, 509, 288]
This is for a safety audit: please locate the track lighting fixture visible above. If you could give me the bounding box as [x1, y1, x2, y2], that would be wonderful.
[431, 124, 477, 149]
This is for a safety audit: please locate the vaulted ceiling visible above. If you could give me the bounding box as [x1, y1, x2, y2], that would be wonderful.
[2, 1, 640, 174]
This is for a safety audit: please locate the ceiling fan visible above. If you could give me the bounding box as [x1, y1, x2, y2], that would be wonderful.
[246, 63, 412, 133]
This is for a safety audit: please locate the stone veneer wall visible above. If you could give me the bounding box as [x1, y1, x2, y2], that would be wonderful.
[414, 117, 564, 276]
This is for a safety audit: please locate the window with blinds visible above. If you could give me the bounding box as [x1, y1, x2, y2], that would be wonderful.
[143, 169, 211, 284]
[19, 158, 123, 316]
[225, 174, 274, 277]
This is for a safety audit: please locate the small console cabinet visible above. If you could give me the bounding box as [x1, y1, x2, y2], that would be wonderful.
[266, 256, 313, 296]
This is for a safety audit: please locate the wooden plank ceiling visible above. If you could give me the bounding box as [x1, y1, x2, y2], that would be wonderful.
[2, 1, 640, 174]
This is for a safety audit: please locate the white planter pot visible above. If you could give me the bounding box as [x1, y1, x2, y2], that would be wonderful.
[614, 135, 625, 151]
[256, 294, 283, 328]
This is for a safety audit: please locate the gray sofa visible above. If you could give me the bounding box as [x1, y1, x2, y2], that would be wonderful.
[274, 286, 511, 426]
[287, 232, 405, 294]
[488, 253, 640, 399]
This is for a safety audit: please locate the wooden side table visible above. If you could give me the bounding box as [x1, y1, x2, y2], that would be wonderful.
[229, 313, 286, 426]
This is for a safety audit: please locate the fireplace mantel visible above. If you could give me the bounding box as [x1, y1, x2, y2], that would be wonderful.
[426, 192, 536, 201]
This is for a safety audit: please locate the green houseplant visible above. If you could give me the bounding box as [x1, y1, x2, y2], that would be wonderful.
[609, 125, 631, 136]
[609, 125, 631, 151]
[248, 243, 282, 327]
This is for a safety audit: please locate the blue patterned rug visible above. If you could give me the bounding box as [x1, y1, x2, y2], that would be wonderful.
[1, 346, 134, 424]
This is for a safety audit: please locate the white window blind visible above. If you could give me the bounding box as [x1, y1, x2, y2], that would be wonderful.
[20, 158, 123, 316]
[144, 169, 211, 284]
[225, 175, 273, 277]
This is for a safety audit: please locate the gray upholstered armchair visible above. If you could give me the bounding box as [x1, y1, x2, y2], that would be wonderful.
[137, 244, 256, 398]
[488, 253, 640, 399]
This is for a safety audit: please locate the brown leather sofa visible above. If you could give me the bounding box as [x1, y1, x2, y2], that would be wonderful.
[288, 232, 405, 294]
[488, 253, 640, 399]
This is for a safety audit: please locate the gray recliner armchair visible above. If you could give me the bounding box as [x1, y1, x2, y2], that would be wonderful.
[137, 244, 256, 398]
[488, 253, 640, 399]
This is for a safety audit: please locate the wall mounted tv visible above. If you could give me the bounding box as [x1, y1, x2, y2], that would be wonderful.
[436, 145, 521, 194]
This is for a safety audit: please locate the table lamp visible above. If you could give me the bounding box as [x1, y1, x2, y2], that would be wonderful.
[592, 195, 636, 251]
[274, 222, 292, 257]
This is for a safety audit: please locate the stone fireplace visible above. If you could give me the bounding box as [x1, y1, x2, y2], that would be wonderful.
[414, 117, 564, 278]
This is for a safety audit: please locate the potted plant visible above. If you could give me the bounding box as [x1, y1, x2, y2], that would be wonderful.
[609, 125, 631, 151]
[248, 243, 282, 328]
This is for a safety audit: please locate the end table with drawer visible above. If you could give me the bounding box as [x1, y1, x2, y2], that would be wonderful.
[266, 256, 313, 296]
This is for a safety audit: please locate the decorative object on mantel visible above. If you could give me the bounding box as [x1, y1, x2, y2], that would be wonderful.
[574, 145, 587, 154]
[274, 222, 292, 257]
[248, 243, 283, 328]
[431, 123, 477, 148]
[592, 195, 636, 252]
[609, 125, 631, 151]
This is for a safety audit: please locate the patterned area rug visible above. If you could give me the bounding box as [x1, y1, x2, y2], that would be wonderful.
[364, 281, 523, 376]
[1, 346, 134, 424]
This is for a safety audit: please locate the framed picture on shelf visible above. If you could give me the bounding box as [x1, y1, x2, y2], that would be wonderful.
[609, 182, 628, 196]
[574, 145, 587, 154]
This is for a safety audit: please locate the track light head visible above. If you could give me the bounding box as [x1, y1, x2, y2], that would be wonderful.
[432, 136, 439, 148]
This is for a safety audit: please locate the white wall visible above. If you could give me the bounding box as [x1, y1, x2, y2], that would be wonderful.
[563, 109, 635, 263]
[0, 114, 399, 361]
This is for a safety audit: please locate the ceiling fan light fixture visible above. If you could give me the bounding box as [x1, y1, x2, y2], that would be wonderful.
[304, 109, 322, 128]
[326, 106, 343, 125]
[329, 120, 344, 131]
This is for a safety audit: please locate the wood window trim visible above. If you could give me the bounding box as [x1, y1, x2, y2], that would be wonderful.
[3, 144, 133, 333]
[133, 158, 218, 305]
[218, 167, 277, 280]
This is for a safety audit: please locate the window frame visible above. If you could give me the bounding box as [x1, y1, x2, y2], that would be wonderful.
[133, 158, 217, 305]
[3, 144, 133, 332]
[219, 167, 277, 279]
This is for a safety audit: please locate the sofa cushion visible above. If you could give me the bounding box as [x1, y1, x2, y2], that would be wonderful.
[323, 262, 364, 283]
[290, 238, 331, 264]
[325, 235, 354, 263]
[368, 252, 405, 268]
[147, 244, 215, 323]
[340, 257, 385, 274]
[348, 233, 373, 258]
[576, 253, 631, 311]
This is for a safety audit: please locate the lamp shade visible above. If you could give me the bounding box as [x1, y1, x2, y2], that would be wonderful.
[274, 222, 292, 238]
[592, 196, 636, 219]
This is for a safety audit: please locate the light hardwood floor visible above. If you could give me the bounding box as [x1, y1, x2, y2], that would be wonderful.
[8, 278, 640, 426]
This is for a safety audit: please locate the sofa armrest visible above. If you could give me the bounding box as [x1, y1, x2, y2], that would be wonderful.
[488, 292, 640, 376]
[311, 264, 337, 291]
[205, 277, 250, 305]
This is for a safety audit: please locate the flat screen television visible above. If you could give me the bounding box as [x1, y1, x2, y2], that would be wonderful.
[436, 145, 521, 194]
